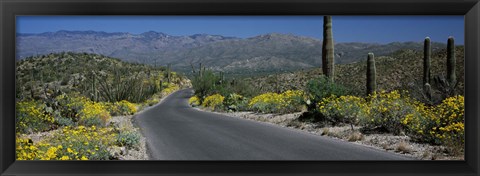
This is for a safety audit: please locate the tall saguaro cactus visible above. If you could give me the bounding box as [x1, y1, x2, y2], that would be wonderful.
[447, 36, 456, 86]
[423, 37, 431, 85]
[166, 63, 172, 83]
[199, 63, 203, 78]
[366, 53, 376, 95]
[219, 71, 225, 83]
[322, 16, 335, 82]
[91, 71, 97, 102]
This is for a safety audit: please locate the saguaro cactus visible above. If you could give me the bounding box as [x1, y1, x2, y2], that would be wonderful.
[366, 53, 376, 95]
[322, 16, 335, 82]
[91, 71, 97, 102]
[219, 71, 225, 83]
[166, 63, 172, 83]
[423, 37, 431, 85]
[447, 36, 456, 86]
[199, 63, 203, 78]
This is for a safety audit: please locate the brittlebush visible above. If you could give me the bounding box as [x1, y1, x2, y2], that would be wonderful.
[361, 90, 416, 134]
[16, 101, 55, 133]
[16, 126, 116, 160]
[162, 83, 179, 96]
[402, 95, 464, 145]
[316, 89, 464, 147]
[188, 96, 201, 107]
[249, 90, 306, 114]
[202, 94, 224, 111]
[79, 101, 111, 127]
[107, 100, 138, 116]
[318, 95, 368, 127]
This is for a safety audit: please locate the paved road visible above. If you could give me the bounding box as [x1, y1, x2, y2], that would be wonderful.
[134, 89, 412, 160]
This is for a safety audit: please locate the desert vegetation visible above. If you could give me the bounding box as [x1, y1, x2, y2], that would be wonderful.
[16, 52, 189, 160]
[16, 16, 464, 160]
[189, 16, 464, 159]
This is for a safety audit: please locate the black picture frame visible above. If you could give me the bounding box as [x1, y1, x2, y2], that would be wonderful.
[1, 0, 479, 176]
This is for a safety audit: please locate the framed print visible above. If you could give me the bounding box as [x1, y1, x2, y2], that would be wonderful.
[1, 0, 479, 175]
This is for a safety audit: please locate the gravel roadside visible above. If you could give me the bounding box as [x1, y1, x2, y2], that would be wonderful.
[198, 110, 463, 160]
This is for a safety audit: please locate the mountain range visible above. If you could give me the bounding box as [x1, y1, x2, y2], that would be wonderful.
[17, 30, 448, 75]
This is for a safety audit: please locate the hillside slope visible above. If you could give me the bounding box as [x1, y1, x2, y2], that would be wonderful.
[16, 52, 189, 102]
[245, 46, 465, 98]
[17, 31, 447, 75]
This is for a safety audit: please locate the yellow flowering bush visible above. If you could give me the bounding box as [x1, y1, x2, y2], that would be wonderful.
[145, 97, 160, 106]
[188, 96, 201, 107]
[16, 137, 38, 160]
[162, 83, 179, 96]
[202, 94, 224, 111]
[59, 94, 91, 114]
[318, 95, 368, 127]
[79, 101, 111, 127]
[249, 92, 282, 113]
[360, 90, 416, 134]
[401, 101, 433, 137]
[16, 101, 55, 133]
[113, 100, 138, 116]
[17, 126, 116, 160]
[283, 90, 307, 110]
[54, 93, 93, 123]
[249, 90, 306, 114]
[402, 95, 464, 145]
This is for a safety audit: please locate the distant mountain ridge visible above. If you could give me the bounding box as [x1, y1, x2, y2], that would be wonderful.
[17, 30, 448, 75]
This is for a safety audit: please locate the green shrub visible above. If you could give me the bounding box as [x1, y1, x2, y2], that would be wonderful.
[54, 93, 87, 123]
[219, 79, 259, 99]
[223, 93, 249, 112]
[116, 130, 140, 149]
[191, 70, 221, 102]
[79, 116, 104, 127]
[306, 76, 348, 112]
[55, 116, 75, 126]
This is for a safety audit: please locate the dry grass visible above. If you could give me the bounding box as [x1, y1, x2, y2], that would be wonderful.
[321, 128, 330, 136]
[444, 140, 464, 156]
[396, 141, 412, 154]
[381, 143, 390, 150]
[286, 120, 302, 128]
[421, 151, 430, 159]
[320, 127, 346, 139]
[348, 131, 364, 142]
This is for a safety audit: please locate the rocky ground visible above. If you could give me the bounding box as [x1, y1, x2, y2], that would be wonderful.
[108, 115, 148, 160]
[202, 110, 463, 160]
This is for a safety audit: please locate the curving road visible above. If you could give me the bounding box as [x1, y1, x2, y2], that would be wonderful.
[134, 89, 412, 160]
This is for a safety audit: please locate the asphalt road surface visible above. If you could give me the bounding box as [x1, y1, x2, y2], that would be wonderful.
[134, 89, 412, 160]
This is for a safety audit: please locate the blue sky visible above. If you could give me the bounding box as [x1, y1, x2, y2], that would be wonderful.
[17, 16, 464, 44]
